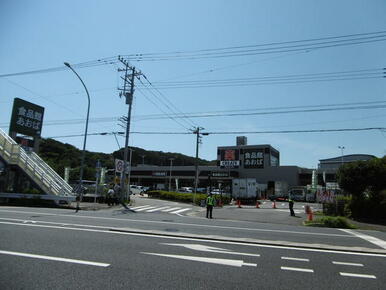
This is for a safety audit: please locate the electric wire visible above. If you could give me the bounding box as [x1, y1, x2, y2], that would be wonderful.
[46, 127, 386, 139]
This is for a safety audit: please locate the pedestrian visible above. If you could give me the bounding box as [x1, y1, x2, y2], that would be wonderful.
[113, 183, 121, 205]
[289, 196, 295, 216]
[107, 186, 114, 206]
[206, 193, 215, 219]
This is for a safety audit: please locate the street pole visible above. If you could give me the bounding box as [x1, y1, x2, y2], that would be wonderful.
[118, 57, 142, 207]
[193, 127, 204, 204]
[169, 158, 174, 192]
[338, 146, 345, 166]
[64, 62, 90, 212]
[141, 155, 145, 165]
[126, 148, 133, 201]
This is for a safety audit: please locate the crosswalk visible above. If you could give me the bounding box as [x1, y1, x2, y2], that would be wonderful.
[130, 205, 192, 215]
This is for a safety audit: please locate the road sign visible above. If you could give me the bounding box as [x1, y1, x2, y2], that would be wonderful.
[115, 159, 124, 173]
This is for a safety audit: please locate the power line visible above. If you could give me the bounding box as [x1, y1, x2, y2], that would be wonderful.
[141, 74, 198, 128]
[2, 100, 386, 128]
[121, 31, 386, 61]
[2, 31, 386, 79]
[46, 127, 386, 139]
[136, 87, 191, 130]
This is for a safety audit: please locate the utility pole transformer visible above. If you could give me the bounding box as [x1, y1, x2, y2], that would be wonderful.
[118, 56, 142, 205]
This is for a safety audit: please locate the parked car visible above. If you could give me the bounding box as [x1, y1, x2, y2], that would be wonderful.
[179, 187, 193, 193]
[210, 189, 221, 195]
[129, 185, 145, 195]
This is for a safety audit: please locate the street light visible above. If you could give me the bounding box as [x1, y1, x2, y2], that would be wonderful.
[168, 158, 174, 192]
[64, 62, 90, 212]
[338, 146, 345, 166]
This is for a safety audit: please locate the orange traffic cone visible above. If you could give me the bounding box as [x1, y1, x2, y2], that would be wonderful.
[256, 201, 260, 208]
[272, 201, 277, 209]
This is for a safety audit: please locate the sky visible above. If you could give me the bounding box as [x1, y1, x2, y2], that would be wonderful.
[0, 0, 385, 168]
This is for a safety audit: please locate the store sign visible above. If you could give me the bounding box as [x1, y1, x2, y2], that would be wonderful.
[9, 98, 44, 137]
[211, 172, 229, 177]
[243, 149, 264, 169]
[219, 149, 240, 168]
[152, 171, 167, 177]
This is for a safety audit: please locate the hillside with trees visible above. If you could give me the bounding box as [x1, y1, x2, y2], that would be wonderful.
[39, 138, 215, 181]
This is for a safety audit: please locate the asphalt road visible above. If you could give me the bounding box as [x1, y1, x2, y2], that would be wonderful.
[1, 203, 386, 290]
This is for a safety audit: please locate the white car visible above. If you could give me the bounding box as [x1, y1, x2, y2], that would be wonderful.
[129, 185, 144, 195]
[210, 189, 221, 195]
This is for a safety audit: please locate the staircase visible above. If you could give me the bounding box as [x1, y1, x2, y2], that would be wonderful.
[0, 128, 73, 196]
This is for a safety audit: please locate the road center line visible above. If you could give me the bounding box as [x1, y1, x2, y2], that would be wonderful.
[332, 261, 363, 267]
[281, 256, 309, 262]
[0, 250, 110, 267]
[339, 272, 376, 279]
[340, 229, 386, 249]
[0, 209, 354, 238]
[1, 220, 386, 257]
[281, 266, 314, 273]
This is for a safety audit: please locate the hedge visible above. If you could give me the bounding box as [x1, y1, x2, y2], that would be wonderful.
[147, 190, 230, 206]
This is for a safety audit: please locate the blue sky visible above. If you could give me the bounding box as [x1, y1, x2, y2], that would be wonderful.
[1, 0, 385, 168]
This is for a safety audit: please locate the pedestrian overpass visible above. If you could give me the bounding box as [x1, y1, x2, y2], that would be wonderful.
[0, 128, 75, 204]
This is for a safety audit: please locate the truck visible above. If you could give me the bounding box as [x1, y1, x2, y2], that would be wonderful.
[232, 178, 258, 200]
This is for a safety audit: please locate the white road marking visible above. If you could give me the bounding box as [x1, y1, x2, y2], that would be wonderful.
[1, 220, 385, 257]
[162, 243, 260, 257]
[0, 250, 110, 267]
[281, 266, 314, 273]
[340, 229, 386, 250]
[141, 252, 257, 267]
[281, 256, 309, 262]
[135, 206, 156, 212]
[130, 205, 152, 210]
[332, 261, 363, 267]
[339, 272, 376, 279]
[161, 207, 181, 212]
[171, 208, 191, 214]
[0, 209, 365, 238]
[146, 206, 171, 212]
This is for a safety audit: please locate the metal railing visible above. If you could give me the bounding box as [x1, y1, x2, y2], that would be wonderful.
[0, 128, 73, 196]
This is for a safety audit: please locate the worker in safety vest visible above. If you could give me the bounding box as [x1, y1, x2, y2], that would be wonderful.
[289, 196, 295, 216]
[206, 193, 215, 219]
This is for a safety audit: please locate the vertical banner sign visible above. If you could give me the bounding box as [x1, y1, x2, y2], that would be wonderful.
[243, 148, 264, 168]
[219, 149, 240, 168]
[9, 98, 45, 137]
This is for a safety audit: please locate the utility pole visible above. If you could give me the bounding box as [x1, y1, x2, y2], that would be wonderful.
[193, 127, 205, 204]
[338, 146, 345, 166]
[118, 56, 142, 206]
[168, 158, 174, 192]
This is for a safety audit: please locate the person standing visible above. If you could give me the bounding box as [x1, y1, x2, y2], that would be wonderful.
[206, 193, 215, 219]
[289, 196, 295, 216]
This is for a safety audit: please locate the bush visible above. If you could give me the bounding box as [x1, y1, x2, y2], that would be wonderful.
[305, 216, 356, 229]
[147, 190, 230, 206]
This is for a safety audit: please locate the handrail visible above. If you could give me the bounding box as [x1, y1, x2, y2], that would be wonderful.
[0, 128, 73, 196]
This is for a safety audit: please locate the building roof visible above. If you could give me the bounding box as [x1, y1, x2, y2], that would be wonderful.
[319, 154, 376, 163]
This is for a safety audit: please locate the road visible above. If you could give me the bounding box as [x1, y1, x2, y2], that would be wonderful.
[0, 199, 385, 289]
